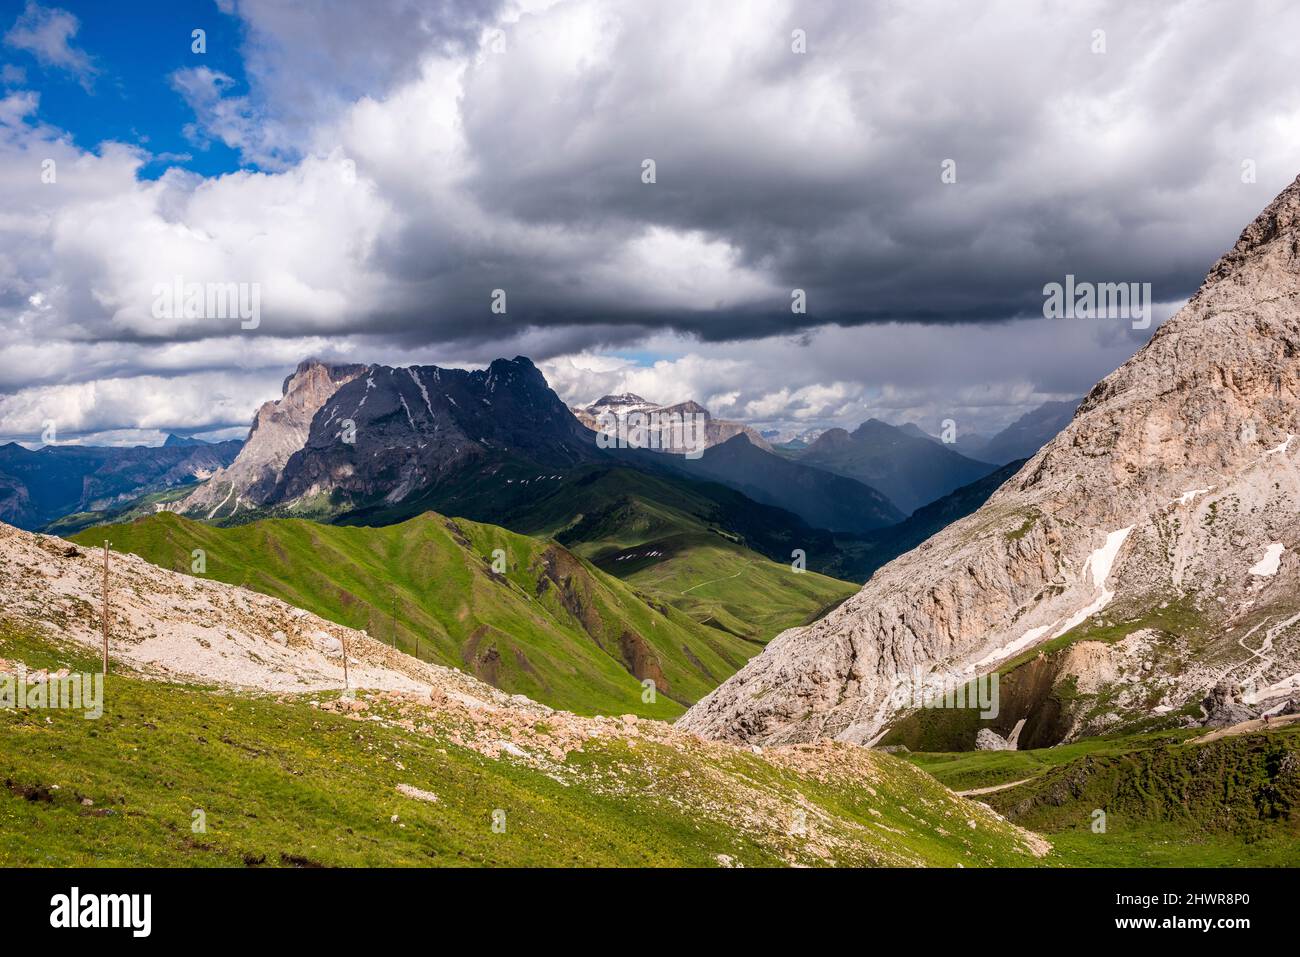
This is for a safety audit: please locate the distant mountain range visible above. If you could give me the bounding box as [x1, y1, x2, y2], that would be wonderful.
[759, 400, 1078, 469]
[618, 433, 903, 533]
[162, 433, 216, 448]
[794, 418, 997, 514]
[7, 356, 1077, 548]
[909, 400, 1080, 465]
[164, 358, 901, 539]
[761, 426, 825, 449]
[0, 437, 242, 531]
[9, 355, 1073, 652]
[974, 400, 1080, 464]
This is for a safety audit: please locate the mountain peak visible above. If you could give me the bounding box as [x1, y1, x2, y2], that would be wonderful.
[283, 358, 370, 397]
[179, 359, 369, 517]
[1200, 173, 1300, 293]
[658, 399, 709, 417]
[587, 392, 651, 409]
[811, 427, 851, 446]
[265, 357, 599, 514]
[852, 419, 900, 436]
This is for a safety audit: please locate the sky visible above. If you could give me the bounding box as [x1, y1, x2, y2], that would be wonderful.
[1, 0, 1298, 447]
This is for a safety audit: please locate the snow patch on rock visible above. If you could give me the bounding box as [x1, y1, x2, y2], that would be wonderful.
[1249, 543, 1285, 577]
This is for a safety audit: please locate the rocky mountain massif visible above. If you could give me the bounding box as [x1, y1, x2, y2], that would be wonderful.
[164, 354, 903, 556]
[680, 174, 1300, 749]
[175, 357, 602, 524]
[279, 358, 601, 511]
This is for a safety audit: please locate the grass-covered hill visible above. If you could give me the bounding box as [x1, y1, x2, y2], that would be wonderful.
[74, 511, 761, 720]
[488, 465, 858, 640]
[593, 534, 854, 643]
[0, 621, 1049, 867]
[8, 519, 1290, 869]
[171, 460, 862, 648]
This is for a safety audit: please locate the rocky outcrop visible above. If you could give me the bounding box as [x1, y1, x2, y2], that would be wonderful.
[1202, 680, 1257, 728]
[0, 520, 423, 693]
[176, 358, 366, 518]
[680, 174, 1300, 747]
[975, 728, 1011, 751]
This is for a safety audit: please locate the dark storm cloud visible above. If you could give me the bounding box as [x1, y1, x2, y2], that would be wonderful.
[418, 0, 1299, 341]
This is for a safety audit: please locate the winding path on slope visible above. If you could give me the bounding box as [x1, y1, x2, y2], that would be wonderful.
[954, 777, 1036, 797]
[680, 560, 756, 596]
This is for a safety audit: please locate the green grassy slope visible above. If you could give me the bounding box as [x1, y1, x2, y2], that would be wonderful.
[0, 624, 1046, 867]
[506, 466, 858, 641]
[189, 462, 861, 645]
[986, 726, 1300, 836]
[904, 730, 1201, 792]
[904, 729, 1300, 866]
[72, 512, 759, 720]
[594, 534, 854, 643]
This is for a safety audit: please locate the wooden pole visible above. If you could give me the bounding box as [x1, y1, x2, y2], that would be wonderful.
[101, 541, 110, 675]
